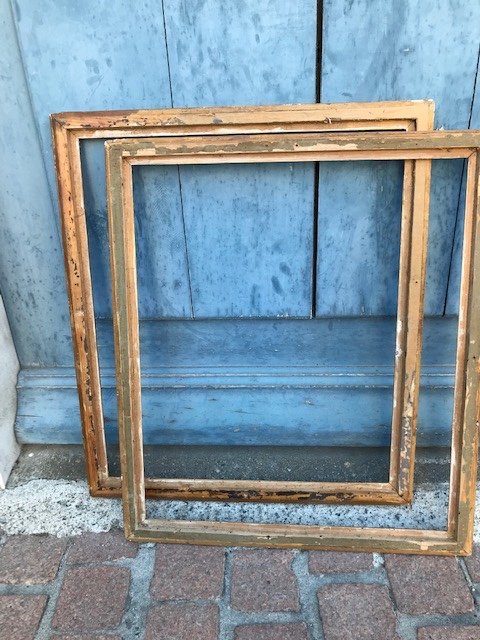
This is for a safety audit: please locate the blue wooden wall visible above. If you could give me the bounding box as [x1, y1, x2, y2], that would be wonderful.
[1, 0, 479, 447]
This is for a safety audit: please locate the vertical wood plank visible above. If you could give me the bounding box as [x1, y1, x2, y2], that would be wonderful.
[0, 2, 71, 365]
[163, 0, 316, 107]
[447, 152, 479, 538]
[445, 48, 480, 314]
[79, 141, 112, 319]
[132, 165, 193, 318]
[177, 162, 314, 317]
[80, 141, 192, 318]
[316, 160, 403, 315]
[13, 0, 192, 319]
[163, 0, 317, 317]
[320, 0, 480, 315]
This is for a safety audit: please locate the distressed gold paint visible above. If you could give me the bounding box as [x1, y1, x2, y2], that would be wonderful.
[106, 130, 480, 552]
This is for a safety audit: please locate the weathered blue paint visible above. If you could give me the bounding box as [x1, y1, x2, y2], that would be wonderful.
[320, 0, 480, 315]
[163, 0, 317, 107]
[1, 1, 478, 447]
[12, 0, 188, 321]
[445, 47, 480, 314]
[0, 1, 71, 366]
[316, 161, 403, 315]
[163, 0, 317, 317]
[15, 372, 454, 447]
[132, 165, 193, 318]
[176, 162, 314, 317]
[13, 0, 172, 171]
[79, 141, 113, 319]
[81, 144, 193, 319]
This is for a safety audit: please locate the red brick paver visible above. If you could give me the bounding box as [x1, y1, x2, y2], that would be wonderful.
[67, 530, 137, 563]
[234, 622, 309, 639]
[309, 550, 373, 574]
[0, 530, 479, 639]
[465, 544, 480, 582]
[417, 627, 480, 639]
[0, 535, 67, 584]
[317, 583, 398, 640]
[0, 595, 47, 640]
[52, 566, 130, 631]
[145, 603, 219, 640]
[385, 555, 474, 615]
[150, 544, 225, 600]
[51, 636, 122, 640]
[231, 549, 299, 612]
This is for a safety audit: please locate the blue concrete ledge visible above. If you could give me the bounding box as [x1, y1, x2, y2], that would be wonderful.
[15, 317, 458, 447]
[15, 364, 454, 446]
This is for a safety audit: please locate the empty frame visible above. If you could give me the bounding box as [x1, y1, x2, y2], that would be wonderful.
[51, 101, 434, 503]
[105, 130, 479, 553]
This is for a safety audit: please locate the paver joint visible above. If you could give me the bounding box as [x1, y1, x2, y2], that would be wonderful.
[0, 532, 479, 640]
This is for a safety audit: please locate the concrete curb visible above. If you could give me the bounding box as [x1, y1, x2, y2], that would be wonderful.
[0, 295, 20, 489]
[1, 478, 479, 542]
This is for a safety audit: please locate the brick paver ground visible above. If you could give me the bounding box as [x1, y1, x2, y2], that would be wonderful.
[1, 532, 480, 639]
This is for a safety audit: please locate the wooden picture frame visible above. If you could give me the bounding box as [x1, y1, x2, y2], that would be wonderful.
[106, 129, 480, 554]
[51, 101, 435, 503]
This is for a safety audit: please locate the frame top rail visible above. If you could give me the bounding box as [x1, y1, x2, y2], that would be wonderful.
[107, 131, 480, 160]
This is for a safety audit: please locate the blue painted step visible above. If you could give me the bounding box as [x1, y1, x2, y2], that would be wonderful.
[16, 317, 458, 447]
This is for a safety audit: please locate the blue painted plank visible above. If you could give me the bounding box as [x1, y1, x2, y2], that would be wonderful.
[316, 161, 403, 315]
[13, 0, 172, 154]
[80, 143, 192, 318]
[79, 141, 112, 318]
[13, 0, 191, 320]
[6, 0, 473, 450]
[97, 318, 457, 370]
[163, 0, 317, 316]
[163, 0, 317, 107]
[445, 50, 480, 314]
[133, 165, 192, 318]
[320, 0, 480, 315]
[0, 2, 71, 366]
[15, 377, 453, 448]
[177, 162, 314, 317]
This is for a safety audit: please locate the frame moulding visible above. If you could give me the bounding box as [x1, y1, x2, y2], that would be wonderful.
[106, 130, 479, 554]
[51, 101, 435, 503]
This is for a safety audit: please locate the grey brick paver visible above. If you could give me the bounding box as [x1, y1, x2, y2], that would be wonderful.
[317, 583, 399, 640]
[309, 550, 374, 574]
[52, 566, 130, 631]
[234, 623, 309, 639]
[0, 595, 47, 640]
[51, 636, 122, 640]
[150, 544, 225, 600]
[145, 603, 219, 640]
[465, 545, 480, 583]
[67, 530, 137, 563]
